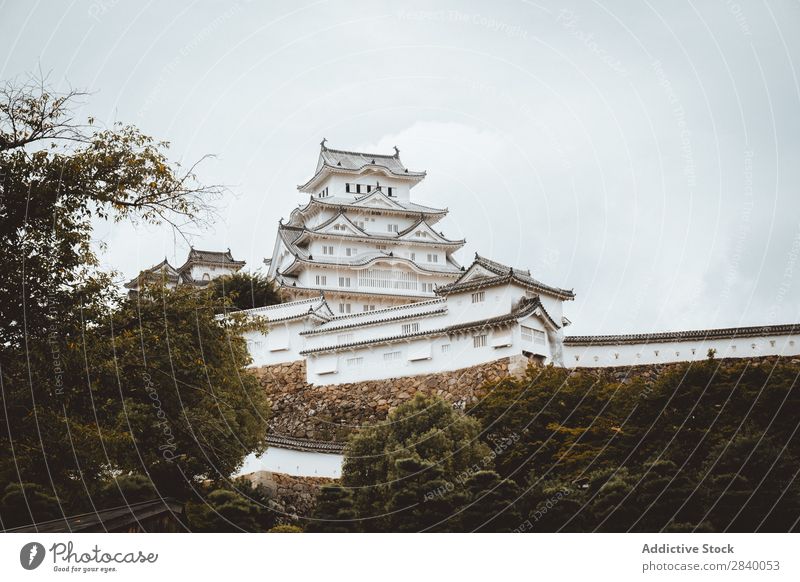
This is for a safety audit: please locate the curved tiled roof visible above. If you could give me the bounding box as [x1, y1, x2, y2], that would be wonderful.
[293, 195, 447, 219]
[298, 143, 426, 192]
[437, 254, 575, 301]
[276, 282, 432, 301]
[301, 297, 549, 355]
[565, 323, 799, 346]
[185, 248, 245, 265]
[124, 259, 181, 288]
[308, 209, 370, 236]
[266, 433, 345, 454]
[236, 296, 333, 323]
[301, 299, 448, 336]
[280, 251, 463, 276]
[295, 226, 466, 249]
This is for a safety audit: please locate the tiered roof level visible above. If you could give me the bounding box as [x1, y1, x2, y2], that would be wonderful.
[266, 140, 466, 313]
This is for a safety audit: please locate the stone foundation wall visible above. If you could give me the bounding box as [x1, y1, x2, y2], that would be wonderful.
[242, 470, 334, 521]
[251, 356, 525, 442]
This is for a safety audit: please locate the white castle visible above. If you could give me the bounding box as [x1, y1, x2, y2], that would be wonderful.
[129, 141, 799, 477]
[242, 141, 798, 387]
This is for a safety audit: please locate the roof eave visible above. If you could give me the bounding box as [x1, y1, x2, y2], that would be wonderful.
[297, 164, 426, 193]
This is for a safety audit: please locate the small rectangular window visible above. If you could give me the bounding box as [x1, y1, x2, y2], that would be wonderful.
[388, 224, 399, 233]
[356, 184, 362, 194]
[315, 275, 327, 285]
[346, 183, 351, 193]
[471, 291, 485, 303]
[387, 187, 393, 196]
[363, 304, 376, 312]
[383, 351, 401, 361]
[521, 326, 545, 345]
[366, 185, 372, 193]
[441, 344, 450, 353]
[339, 303, 351, 314]
[346, 356, 363, 367]
[338, 277, 351, 287]
[427, 253, 439, 263]
[402, 322, 420, 334]
[473, 334, 487, 348]
[337, 333, 354, 343]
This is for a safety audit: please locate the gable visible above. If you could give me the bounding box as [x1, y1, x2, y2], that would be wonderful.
[397, 220, 453, 244]
[316, 214, 366, 236]
[350, 190, 405, 211]
[458, 263, 499, 284]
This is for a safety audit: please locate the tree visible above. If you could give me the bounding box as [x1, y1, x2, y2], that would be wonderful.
[186, 488, 266, 532]
[307, 484, 358, 532]
[84, 283, 270, 497]
[268, 524, 303, 532]
[0, 482, 61, 529]
[472, 358, 800, 532]
[341, 393, 490, 532]
[0, 75, 269, 525]
[212, 271, 281, 311]
[459, 470, 523, 532]
[0, 75, 221, 352]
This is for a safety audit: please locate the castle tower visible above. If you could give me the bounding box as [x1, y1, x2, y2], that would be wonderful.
[265, 140, 466, 314]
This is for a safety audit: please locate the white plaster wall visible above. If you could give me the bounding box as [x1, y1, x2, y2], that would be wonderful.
[320, 174, 410, 200]
[564, 334, 799, 368]
[189, 263, 236, 282]
[244, 318, 310, 367]
[239, 447, 343, 478]
[305, 330, 524, 385]
[298, 262, 450, 299]
[300, 281, 565, 384]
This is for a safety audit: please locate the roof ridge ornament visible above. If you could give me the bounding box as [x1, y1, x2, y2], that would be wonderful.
[393, 145, 400, 157]
[320, 137, 327, 150]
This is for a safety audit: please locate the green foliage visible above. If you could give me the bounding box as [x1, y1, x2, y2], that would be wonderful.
[212, 271, 281, 311]
[91, 284, 270, 494]
[340, 393, 490, 531]
[459, 470, 523, 532]
[0, 483, 61, 529]
[472, 358, 800, 532]
[186, 488, 266, 533]
[96, 474, 157, 508]
[185, 477, 276, 533]
[307, 485, 357, 532]
[268, 524, 303, 533]
[0, 77, 268, 531]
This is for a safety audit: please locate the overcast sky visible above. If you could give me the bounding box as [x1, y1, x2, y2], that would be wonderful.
[2, 0, 799, 334]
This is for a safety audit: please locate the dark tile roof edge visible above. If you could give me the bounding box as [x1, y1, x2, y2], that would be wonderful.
[437, 272, 575, 300]
[564, 324, 800, 346]
[300, 306, 448, 336]
[301, 297, 545, 355]
[266, 434, 346, 453]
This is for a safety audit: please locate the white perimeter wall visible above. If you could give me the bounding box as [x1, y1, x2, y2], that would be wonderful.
[238, 447, 343, 478]
[564, 333, 799, 368]
[244, 318, 310, 367]
[306, 312, 553, 385]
